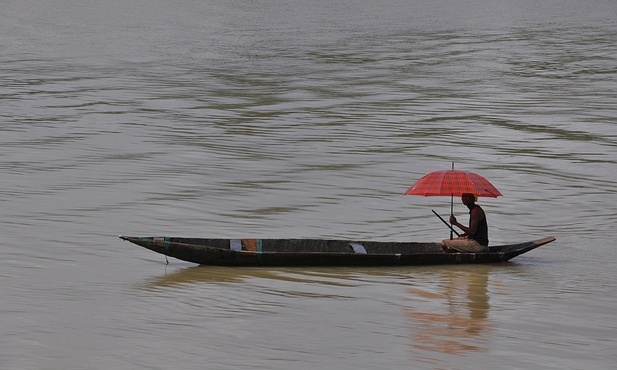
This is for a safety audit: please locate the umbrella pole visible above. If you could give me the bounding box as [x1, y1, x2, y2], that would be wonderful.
[449, 161, 454, 239]
[450, 194, 454, 239]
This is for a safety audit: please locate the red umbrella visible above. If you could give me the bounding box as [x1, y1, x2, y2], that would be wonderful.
[404, 170, 502, 198]
[404, 165, 502, 238]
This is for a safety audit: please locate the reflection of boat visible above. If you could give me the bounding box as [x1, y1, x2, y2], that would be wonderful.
[140, 265, 384, 290]
[120, 235, 555, 267]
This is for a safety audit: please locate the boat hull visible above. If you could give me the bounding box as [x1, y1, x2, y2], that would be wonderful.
[120, 236, 556, 267]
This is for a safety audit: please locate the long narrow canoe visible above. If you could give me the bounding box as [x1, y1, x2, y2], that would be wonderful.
[120, 235, 556, 267]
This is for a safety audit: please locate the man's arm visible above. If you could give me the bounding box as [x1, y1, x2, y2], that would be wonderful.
[450, 207, 482, 236]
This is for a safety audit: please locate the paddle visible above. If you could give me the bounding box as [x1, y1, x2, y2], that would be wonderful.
[432, 209, 460, 237]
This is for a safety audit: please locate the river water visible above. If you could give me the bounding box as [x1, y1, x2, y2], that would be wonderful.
[1, 0, 616, 369]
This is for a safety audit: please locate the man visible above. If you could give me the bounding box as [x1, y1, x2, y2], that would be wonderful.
[441, 193, 489, 253]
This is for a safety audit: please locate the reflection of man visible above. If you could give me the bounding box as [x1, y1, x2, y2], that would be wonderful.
[406, 268, 491, 356]
[441, 193, 489, 252]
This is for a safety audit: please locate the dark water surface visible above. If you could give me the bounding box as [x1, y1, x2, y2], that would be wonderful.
[2, 0, 616, 369]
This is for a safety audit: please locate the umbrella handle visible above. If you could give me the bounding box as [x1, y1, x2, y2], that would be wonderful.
[431, 210, 461, 237]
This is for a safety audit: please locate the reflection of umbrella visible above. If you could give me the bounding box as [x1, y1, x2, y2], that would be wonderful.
[404, 165, 502, 238]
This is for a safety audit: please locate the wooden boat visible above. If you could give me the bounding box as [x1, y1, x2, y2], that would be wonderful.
[120, 235, 556, 267]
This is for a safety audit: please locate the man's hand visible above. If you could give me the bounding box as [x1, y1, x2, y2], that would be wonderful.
[449, 214, 457, 224]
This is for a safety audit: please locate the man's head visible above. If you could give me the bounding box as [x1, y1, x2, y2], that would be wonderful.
[461, 193, 477, 205]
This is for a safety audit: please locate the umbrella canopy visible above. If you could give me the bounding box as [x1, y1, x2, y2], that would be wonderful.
[404, 169, 502, 198]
